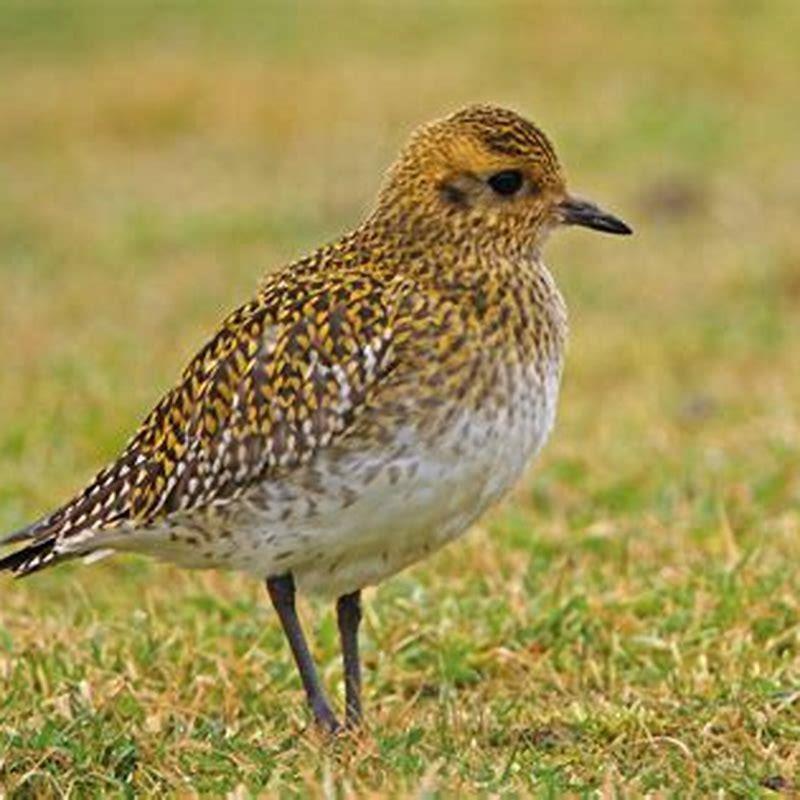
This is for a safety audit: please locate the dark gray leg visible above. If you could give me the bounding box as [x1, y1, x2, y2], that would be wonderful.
[336, 590, 363, 727]
[266, 574, 339, 733]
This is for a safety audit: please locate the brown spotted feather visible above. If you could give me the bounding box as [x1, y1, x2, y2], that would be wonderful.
[1, 104, 572, 579]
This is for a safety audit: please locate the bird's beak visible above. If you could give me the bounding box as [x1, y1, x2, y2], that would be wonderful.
[557, 196, 632, 235]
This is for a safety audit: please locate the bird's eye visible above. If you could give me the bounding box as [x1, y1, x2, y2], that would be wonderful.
[487, 169, 524, 196]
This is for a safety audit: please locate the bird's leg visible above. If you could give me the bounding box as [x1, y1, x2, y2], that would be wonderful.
[266, 574, 340, 733]
[336, 590, 363, 728]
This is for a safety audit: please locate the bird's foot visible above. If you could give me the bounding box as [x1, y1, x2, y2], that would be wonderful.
[312, 701, 341, 735]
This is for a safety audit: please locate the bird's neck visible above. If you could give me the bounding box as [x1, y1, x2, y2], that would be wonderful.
[356, 206, 546, 285]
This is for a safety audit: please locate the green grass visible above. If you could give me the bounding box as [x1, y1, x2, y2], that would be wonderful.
[1, 1, 799, 796]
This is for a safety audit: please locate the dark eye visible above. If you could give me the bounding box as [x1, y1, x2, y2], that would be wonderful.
[487, 169, 524, 196]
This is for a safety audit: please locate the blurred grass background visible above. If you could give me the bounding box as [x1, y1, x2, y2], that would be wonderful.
[1, 1, 799, 795]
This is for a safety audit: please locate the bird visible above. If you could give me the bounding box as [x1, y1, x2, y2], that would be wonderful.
[1, 104, 631, 732]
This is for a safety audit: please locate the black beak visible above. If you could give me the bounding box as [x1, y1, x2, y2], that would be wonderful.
[558, 196, 632, 235]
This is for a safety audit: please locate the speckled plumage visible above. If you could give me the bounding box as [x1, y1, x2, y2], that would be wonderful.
[3, 104, 581, 589]
[2, 104, 631, 729]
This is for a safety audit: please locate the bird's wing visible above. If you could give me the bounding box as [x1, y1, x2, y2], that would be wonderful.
[1, 266, 424, 573]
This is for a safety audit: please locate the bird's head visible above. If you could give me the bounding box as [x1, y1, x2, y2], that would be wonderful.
[373, 104, 631, 256]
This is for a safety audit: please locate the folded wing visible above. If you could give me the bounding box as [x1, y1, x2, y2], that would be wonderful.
[1, 267, 410, 576]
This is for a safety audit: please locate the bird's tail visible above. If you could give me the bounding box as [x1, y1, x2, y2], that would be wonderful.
[1, 506, 85, 578]
[0, 535, 64, 577]
[1, 453, 136, 578]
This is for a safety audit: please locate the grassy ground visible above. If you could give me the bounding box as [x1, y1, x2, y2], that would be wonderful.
[1, 1, 799, 796]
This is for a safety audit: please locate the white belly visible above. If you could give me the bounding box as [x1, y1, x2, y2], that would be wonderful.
[242, 361, 559, 596]
[110, 361, 562, 597]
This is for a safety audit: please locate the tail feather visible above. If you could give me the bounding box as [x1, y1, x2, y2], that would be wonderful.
[0, 538, 64, 577]
[1, 470, 130, 572]
[1, 518, 51, 545]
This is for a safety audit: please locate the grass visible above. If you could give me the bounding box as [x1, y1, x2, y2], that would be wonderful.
[1, 1, 799, 795]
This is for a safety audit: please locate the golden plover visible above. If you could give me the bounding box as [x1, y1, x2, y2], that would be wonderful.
[2, 105, 631, 731]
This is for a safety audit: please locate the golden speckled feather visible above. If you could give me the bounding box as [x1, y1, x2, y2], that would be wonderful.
[1, 103, 632, 732]
[1, 104, 629, 584]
